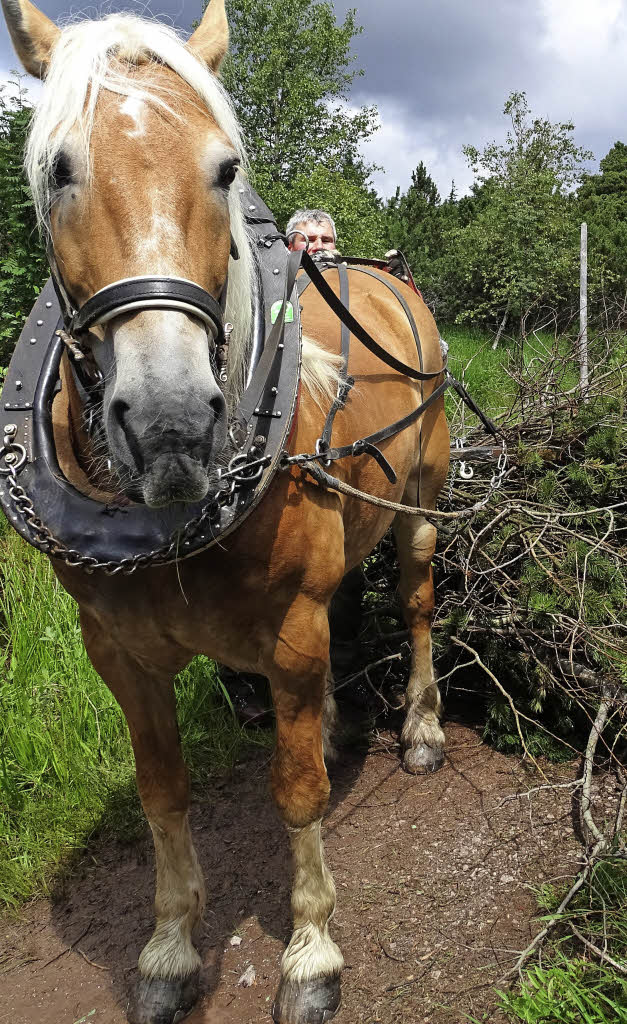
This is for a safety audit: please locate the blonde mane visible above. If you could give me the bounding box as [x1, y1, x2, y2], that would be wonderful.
[25, 12, 339, 408]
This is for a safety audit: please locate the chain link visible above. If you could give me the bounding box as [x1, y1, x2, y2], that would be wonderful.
[0, 442, 248, 575]
[469, 438, 509, 510]
[1, 410, 508, 572]
[444, 436, 508, 514]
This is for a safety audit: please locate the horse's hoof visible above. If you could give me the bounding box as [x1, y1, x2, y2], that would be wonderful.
[272, 974, 341, 1024]
[403, 742, 444, 774]
[128, 971, 200, 1024]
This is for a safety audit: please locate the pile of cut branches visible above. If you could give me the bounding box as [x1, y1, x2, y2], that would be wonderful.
[436, 331, 626, 758]
[351, 327, 627, 992]
[355, 330, 626, 761]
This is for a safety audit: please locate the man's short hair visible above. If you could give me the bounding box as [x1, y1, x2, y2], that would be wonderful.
[285, 209, 337, 242]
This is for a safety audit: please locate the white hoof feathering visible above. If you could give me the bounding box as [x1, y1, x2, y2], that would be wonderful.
[283, 820, 343, 984]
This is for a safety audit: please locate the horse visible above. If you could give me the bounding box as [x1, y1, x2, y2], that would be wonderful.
[1, 1, 450, 1021]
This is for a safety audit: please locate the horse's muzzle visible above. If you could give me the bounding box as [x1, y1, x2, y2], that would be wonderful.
[105, 380, 227, 506]
[141, 451, 210, 507]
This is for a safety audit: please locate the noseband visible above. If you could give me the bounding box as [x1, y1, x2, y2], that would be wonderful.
[66, 275, 227, 339]
[48, 232, 240, 350]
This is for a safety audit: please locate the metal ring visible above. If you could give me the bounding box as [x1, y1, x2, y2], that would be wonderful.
[0, 443, 27, 474]
[287, 230, 309, 252]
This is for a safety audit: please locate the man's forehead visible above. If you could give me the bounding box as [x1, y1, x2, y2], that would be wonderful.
[295, 219, 334, 235]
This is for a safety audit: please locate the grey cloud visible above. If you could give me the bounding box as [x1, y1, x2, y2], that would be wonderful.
[334, 0, 546, 122]
[1, 0, 623, 200]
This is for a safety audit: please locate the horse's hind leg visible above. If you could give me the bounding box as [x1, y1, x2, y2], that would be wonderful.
[80, 613, 204, 1024]
[267, 595, 343, 1024]
[393, 507, 445, 774]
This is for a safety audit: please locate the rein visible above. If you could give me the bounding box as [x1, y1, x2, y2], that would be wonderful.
[282, 253, 503, 501]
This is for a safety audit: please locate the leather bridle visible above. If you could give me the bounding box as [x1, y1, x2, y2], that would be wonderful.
[46, 232, 240, 353]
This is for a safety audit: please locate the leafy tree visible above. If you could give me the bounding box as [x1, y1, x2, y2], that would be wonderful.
[0, 78, 47, 366]
[385, 161, 440, 255]
[445, 92, 592, 338]
[578, 141, 627, 317]
[384, 162, 460, 315]
[218, 0, 385, 251]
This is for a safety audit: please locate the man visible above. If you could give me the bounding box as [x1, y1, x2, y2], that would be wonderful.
[286, 209, 338, 254]
[286, 207, 412, 284]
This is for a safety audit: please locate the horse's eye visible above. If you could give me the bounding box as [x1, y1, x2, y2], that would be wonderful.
[51, 152, 73, 190]
[218, 160, 239, 190]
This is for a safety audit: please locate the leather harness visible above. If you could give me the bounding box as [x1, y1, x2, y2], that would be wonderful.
[0, 189, 499, 573]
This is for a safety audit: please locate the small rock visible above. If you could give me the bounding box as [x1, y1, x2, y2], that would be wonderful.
[229, 935, 242, 946]
[238, 964, 256, 987]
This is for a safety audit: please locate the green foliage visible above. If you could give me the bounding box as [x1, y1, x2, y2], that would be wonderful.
[498, 861, 627, 1023]
[437, 338, 627, 756]
[383, 97, 627, 341]
[219, 0, 384, 249]
[578, 141, 627, 313]
[256, 161, 387, 256]
[498, 953, 627, 1023]
[0, 77, 47, 366]
[384, 163, 467, 318]
[447, 92, 590, 331]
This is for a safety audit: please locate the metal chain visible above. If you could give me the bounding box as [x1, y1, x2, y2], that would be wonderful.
[0, 441, 267, 575]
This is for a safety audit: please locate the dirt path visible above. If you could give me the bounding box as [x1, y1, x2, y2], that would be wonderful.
[1, 722, 585, 1024]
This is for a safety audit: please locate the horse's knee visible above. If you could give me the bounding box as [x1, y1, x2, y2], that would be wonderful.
[272, 737, 330, 828]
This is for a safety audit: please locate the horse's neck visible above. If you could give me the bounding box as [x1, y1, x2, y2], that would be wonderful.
[52, 354, 120, 502]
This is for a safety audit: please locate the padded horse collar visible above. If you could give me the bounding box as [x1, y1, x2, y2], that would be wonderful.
[0, 187, 303, 572]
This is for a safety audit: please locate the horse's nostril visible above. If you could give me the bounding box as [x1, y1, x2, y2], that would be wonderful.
[110, 397, 130, 432]
[210, 394, 226, 424]
[109, 397, 144, 473]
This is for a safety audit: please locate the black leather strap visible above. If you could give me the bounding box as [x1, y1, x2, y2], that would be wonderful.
[446, 371, 501, 437]
[347, 266, 424, 370]
[319, 377, 450, 468]
[71, 277, 225, 338]
[300, 252, 443, 381]
[318, 264, 353, 454]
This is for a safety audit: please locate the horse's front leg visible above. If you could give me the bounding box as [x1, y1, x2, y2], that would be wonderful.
[81, 614, 204, 1024]
[267, 597, 343, 1024]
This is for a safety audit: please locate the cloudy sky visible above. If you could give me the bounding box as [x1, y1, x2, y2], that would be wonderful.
[1, 0, 625, 199]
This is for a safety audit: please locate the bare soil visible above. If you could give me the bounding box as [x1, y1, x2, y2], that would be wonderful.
[1, 721, 587, 1024]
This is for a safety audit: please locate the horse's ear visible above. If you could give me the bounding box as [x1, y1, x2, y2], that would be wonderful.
[187, 0, 229, 72]
[1, 0, 60, 79]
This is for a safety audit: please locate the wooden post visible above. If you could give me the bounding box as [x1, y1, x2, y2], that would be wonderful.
[579, 222, 589, 401]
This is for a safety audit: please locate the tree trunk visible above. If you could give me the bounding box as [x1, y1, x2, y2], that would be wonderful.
[492, 302, 510, 350]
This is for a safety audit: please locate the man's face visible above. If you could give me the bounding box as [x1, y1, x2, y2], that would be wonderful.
[288, 219, 336, 253]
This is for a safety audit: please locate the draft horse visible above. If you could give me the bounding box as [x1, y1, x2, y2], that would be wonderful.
[2, 1, 450, 1021]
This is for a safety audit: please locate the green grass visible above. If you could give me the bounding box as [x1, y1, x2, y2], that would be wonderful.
[498, 953, 627, 1023]
[442, 323, 514, 416]
[0, 519, 268, 907]
[496, 860, 627, 1023]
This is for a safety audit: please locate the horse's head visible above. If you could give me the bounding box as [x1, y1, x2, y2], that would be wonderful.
[3, 0, 253, 506]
